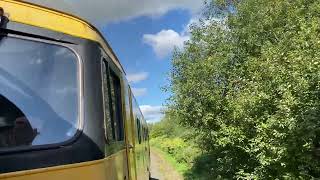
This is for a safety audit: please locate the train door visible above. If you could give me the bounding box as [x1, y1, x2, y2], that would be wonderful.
[101, 59, 129, 180]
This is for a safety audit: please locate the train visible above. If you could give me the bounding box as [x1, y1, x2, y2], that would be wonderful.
[0, 0, 150, 179]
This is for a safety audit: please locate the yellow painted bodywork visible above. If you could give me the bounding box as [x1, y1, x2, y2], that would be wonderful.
[0, 150, 128, 180]
[0, 0, 123, 72]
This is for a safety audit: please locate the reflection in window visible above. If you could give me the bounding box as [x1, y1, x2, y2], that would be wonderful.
[0, 95, 38, 147]
[0, 36, 79, 149]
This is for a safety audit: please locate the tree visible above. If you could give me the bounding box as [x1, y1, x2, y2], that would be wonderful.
[168, 0, 320, 178]
[150, 114, 186, 139]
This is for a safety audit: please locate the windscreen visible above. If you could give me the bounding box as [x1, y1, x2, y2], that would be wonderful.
[0, 36, 79, 150]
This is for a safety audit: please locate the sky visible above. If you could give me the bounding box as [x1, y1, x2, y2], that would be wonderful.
[25, 0, 204, 122]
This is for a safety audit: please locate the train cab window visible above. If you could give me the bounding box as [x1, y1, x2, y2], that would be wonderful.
[0, 36, 79, 150]
[102, 60, 124, 148]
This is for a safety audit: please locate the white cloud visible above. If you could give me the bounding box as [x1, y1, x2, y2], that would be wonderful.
[143, 29, 190, 58]
[140, 105, 164, 122]
[132, 88, 147, 97]
[143, 15, 224, 58]
[127, 72, 149, 83]
[24, 0, 203, 24]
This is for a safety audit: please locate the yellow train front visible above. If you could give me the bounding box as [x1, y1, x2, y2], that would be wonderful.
[0, 1, 150, 180]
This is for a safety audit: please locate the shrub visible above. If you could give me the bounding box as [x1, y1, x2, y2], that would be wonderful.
[168, 0, 320, 178]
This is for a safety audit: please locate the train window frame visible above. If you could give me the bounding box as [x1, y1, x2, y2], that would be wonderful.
[0, 33, 83, 154]
[101, 57, 125, 155]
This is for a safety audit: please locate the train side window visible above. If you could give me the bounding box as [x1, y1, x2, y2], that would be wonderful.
[136, 118, 141, 144]
[109, 71, 124, 141]
[102, 60, 124, 144]
[141, 127, 143, 142]
[101, 61, 115, 142]
[143, 127, 147, 141]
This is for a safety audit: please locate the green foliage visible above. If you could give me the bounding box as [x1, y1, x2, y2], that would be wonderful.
[149, 117, 203, 178]
[149, 115, 185, 138]
[149, 115, 200, 163]
[151, 136, 200, 164]
[168, 0, 320, 179]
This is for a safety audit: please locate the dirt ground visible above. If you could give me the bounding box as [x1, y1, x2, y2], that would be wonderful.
[150, 148, 184, 180]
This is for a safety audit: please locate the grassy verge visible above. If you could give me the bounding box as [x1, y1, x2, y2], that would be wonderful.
[150, 136, 200, 178]
[151, 146, 189, 174]
[148, 119, 209, 179]
[150, 137, 213, 180]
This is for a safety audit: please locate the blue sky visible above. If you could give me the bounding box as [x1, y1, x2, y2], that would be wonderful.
[101, 10, 191, 104]
[101, 10, 193, 122]
[27, 0, 204, 122]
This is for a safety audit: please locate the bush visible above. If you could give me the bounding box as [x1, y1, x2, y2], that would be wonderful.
[151, 136, 199, 164]
[149, 118, 201, 178]
[168, 0, 320, 179]
[150, 115, 186, 139]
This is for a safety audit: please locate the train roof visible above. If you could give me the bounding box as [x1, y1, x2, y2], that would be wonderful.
[0, 0, 125, 73]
